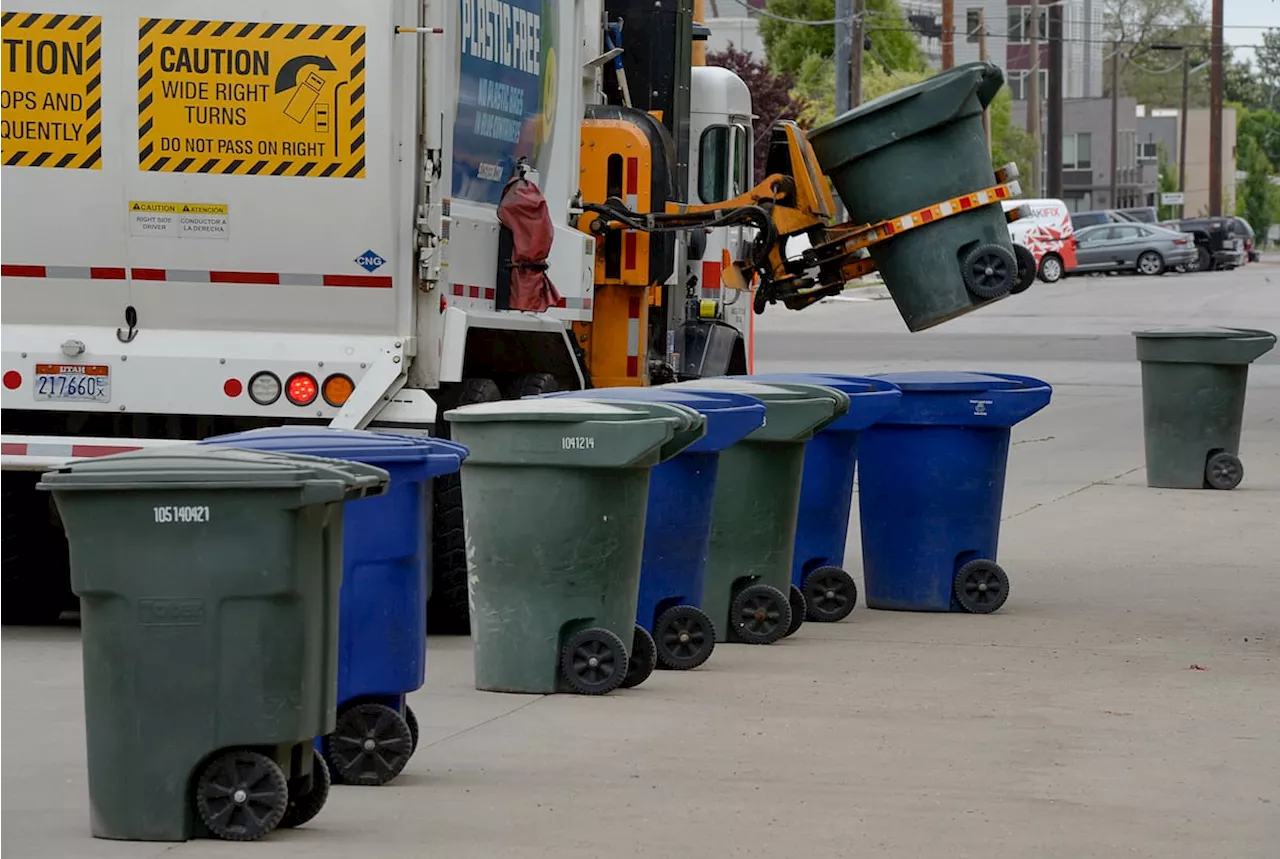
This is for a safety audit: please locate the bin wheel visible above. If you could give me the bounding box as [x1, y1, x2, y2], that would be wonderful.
[1011, 245, 1037, 295]
[729, 583, 792, 645]
[953, 560, 1010, 614]
[278, 748, 330, 830]
[323, 702, 414, 786]
[621, 624, 657, 689]
[653, 605, 716, 670]
[802, 566, 858, 623]
[194, 749, 289, 841]
[960, 244, 1016, 299]
[405, 704, 419, 755]
[1205, 452, 1244, 490]
[560, 627, 628, 695]
[784, 584, 807, 637]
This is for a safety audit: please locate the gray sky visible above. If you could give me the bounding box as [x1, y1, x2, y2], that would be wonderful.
[1222, 0, 1278, 63]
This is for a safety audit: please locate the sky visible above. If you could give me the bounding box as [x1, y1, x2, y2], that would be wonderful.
[1222, 0, 1279, 64]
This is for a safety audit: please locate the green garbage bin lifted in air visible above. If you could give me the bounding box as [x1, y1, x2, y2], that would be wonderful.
[808, 62, 1019, 331]
[445, 397, 705, 696]
[38, 446, 389, 843]
[1134, 327, 1276, 489]
[665, 379, 849, 645]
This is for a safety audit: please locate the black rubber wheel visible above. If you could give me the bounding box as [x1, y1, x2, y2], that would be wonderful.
[653, 605, 716, 670]
[560, 627, 628, 695]
[1196, 245, 1212, 272]
[621, 624, 657, 689]
[1038, 252, 1064, 283]
[278, 748, 330, 830]
[405, 704, 419, 755]
[323, 702, 414, 786]
[1011, 244, 1037, 294]
[1205, 452, 1243, 490]
[729, 583, 792, 645]
[953, 559, 1010, 614]
[960, 244, 1016, 299]
[503, 372, 558, 400]
[802, 565, 858, 623]
[194, 749, 288, 841]
[428, 377, 502, 635]
[784, 584, 807, 638]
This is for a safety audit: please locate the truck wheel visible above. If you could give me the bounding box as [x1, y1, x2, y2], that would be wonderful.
[1196, 245, 1212, 272]
[503, 372, 559, 400]
[428, 378, 501, 635]
[2, 473, 73, 625]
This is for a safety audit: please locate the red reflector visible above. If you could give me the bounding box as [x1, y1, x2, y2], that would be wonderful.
[624, 232, 638, 270]
[286, 373, 318, 406]
[223, 378, 243, 398]
[3, 370, 21, 390]
[626, 356, 639, 376]
[626, 158, 639, 195]
[920, 209, 934, 223]
[959, 197, 973, 210]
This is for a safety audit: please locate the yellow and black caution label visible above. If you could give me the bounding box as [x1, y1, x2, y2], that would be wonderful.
[137, 18, 366, 178]
[0, 12, 103, 169]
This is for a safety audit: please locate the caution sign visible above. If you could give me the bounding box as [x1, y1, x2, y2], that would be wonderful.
[0, 12, 102, 169]
[137, 19, 366, 178]
[129, 200, 230, 239]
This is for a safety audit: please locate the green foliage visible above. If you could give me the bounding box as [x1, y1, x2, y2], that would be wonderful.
[791, 54, 928, 127]
[987, 88, 1036, 189]
[1237, 134, 1276, 246]
[1238, 110, 1280, 173]
[759, 0, 925, 77]
[1156, 156, 1178, 221]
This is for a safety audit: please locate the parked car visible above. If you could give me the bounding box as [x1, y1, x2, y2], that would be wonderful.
[1228, 217, 1259, 263]
[1003, 197, 1078, 283]
[1117, 206, 1159, 223]
[1069, 209, 1141, 229]
[1170, 217, 1246, 271]
[1069, 223, 1198, 275]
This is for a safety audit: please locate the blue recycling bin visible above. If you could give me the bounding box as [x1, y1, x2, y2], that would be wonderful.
[541, 387, 766, 671]
[856, 372, 1052, 614]
[743, 374, 902, 624]
[200, 427, 467, 785]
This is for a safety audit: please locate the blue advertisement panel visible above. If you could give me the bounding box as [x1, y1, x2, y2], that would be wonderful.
[453, 0, 556, 205]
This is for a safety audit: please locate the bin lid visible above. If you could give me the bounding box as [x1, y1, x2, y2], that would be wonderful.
[447, 397, 689, 425]
[200, 426, 468, 477]
[870, 371, 1025, 393]
[744, 373, 903, 432]
[37, 444, 389, 504]
[665, 378, 850, 442]
[1133, 326, 1275, 366]
[540, 388, 765, 454]
[1133, 326, 1271, 339]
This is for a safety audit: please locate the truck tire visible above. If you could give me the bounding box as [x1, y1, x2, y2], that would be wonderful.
[503, 373, 559, 400]
[428, 378, 502, 635]
[2, 473, 73, 625]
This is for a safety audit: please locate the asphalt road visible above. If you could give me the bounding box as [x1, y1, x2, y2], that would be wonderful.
[3, 262, 1279, 858]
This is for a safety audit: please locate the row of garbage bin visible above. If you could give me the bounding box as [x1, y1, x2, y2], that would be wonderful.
[38, 327, 1272, 843]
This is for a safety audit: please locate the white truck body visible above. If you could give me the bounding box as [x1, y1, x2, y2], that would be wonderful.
[1, 0, 600, 467]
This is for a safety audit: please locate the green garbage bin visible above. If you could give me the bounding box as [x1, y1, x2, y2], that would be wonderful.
[445, 398, 705, 695]
[37, 446, 389, 843]
[665, 379, 849, 644]
[1134, 327, 1276, 489]
[808, 62, 1016, 331]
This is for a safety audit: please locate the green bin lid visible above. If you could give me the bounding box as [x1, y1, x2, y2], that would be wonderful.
[447, 397, 694, 426]
[1134, 326, 1275, 366]
[37, 445, 389, 505]
[665, 379, 850, 442]
[1134, 326, 1272, 339]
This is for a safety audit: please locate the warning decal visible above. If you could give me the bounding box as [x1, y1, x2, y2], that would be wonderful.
[137, 18, 366, 178]
[0, 12, 102, 169]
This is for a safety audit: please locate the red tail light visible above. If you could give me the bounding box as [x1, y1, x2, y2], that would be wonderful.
[1173, 238, 1188, 245]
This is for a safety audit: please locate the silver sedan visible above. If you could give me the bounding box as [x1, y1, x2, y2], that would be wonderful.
[1069, 223, 1199, 276]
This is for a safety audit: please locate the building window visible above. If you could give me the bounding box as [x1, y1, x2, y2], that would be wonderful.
[1007, 6, 1047, 44]
[1007, 69, 1048, 100]
[1135, 141, 1158, 162]
[1063, 133, 1092, 169]
[965, 8, 982, 43]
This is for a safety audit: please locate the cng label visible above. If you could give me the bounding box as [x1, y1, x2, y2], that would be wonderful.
[137, 18, 366, 178]
[0, 12, 102, 169]
[354, 249, 384, 272]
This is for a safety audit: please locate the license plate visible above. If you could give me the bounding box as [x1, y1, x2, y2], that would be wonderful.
[34, 364, 111, 403]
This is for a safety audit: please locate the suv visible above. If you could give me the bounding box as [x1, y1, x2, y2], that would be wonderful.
[1171, 218, 1246, 271]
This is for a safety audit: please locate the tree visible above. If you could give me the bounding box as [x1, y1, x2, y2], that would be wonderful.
[1236, 134, 1276, 246]
[988, 88, 1037, 189]
[1101, 0, 1208, 106]
[791, 54, 928, 127]
[758, 0, 926, 77]
[1238, 109, 1280, 173]
[1256, 29, 1280, 111]
[1156, 154, 1178, 220]
[706, 45, 809, 182]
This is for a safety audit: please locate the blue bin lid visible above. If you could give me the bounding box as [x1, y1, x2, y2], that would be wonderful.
[870, 371, 1025, 393]
[867, 371, 1052, 428]
[539, 388, 766, 453]
[741, 373, 903, 432]
[201, 426, 467, 477]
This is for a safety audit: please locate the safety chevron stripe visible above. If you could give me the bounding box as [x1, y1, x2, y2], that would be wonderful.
[1, 264, 391, 287]
[843, 180, 1024, 253]
[136, 18, 366, 178]
[0, 12, 102, 169]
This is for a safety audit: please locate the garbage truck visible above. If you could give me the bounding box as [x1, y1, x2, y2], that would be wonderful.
[0, 0, 1026, 628]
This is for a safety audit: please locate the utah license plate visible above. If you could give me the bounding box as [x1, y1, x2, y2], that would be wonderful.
[33, 364, 111, 403]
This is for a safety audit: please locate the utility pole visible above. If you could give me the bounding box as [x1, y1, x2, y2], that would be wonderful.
[1047, 0, 1063, 198]
[941, 0, 954, 70]
[835, 0, 851, 118]
[1178, 48, 1189, 195]
[1209, 0, 1223, 215]
[979, 10, 991, 150]
[850, 0, 865, 108]
[1027, 0, 1042, 197]
[1109, 40, 1119, 206]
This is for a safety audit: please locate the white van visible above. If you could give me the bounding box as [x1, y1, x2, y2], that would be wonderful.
[1004, 198, 1078, 282]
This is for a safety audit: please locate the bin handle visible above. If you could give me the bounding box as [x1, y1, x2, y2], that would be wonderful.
[296, 479, 351, 507]
[974, 62, 1005, 109]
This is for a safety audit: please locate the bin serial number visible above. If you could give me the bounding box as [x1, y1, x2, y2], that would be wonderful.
[562, 436, 595, 450]
[154, 505, 211, 524]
